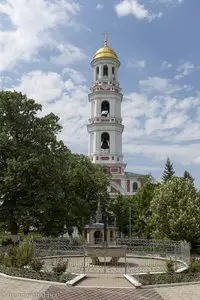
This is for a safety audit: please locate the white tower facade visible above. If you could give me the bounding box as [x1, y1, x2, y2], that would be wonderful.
[87, 37, 144, 195]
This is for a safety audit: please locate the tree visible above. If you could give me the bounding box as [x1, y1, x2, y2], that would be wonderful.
[162, 157, 175, 182]
[0, 91, 110, 239]
[61, 154, 110, 234]
[134, 176, 160, 238]
[150, 177, 200, 242]
[110, 193, 137, 236]
[0, 91, 71, 240]
[110, 176, 159, 238]
[183, 170, 194, 183]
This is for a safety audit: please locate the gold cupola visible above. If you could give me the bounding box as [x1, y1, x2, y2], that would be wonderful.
[93, 34, 118, 60]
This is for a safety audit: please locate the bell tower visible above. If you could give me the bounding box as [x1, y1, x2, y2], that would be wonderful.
[87, 35, 126, 175]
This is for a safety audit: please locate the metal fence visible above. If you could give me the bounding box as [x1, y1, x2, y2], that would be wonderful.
[34, 238, 190, 275]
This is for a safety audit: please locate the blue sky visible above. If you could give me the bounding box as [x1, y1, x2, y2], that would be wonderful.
[0, 0, 200, 185]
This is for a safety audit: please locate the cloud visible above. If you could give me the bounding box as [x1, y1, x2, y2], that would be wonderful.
[127, 58, 146, 68]
[121, 85, 200, 166]
[114, 0, 163, 21]
[139, 76, 192, 94]
[151, 0, 184, 7]
[0, 0, 80, 71]
[114, 0, 184, 21]
[96, 3, 104, 10]
[50, 43, 86, 66]
[124, 143, 200, 166]
[115, 0, 149, 19]
[128, 165, 163, 172]
[13, 69, 89, 153]
[160, 61, 172, 70]
[12, 67, 200, 167]
[14, 71, 65, 104]
[174, 60, 195, 80]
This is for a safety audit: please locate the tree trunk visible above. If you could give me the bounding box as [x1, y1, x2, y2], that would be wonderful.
[10, 220, 19, 243]
[23, 225, 29, 235]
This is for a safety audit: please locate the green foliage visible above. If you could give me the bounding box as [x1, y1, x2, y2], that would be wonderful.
[184, 170, 194, 183]
[150, 177, 200, 241]
[111, 176, 159, 237]
[15, 241, 34, 267]
[0, 264, 75, 283]
[0, 241, 34, 268]
[0, 252, 4, 264]
[52, 259, 68, 275]
[1, 237, 14, 246]
[0, 91, 109, 237]
[189, 259, 200, 273]
[30, 259, 44, 272]
[138, 272, 200, 285]
[166, 260, 175, 274]
[110, 193, 137, 235]
[134, 176, 160, 237]
[162, 157, 175, 182]
[59, 272, 74, 283]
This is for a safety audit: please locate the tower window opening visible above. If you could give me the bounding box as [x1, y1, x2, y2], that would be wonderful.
[132, 182, 138, 193]
[101, 132, 110, 152]
[101, 101, 110, 117]
[103, 65, 108, 78]
[112, 67, 115, 80]
[96, 66, 99, 80]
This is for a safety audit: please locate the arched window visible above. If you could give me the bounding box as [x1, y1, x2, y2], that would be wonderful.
[132, 182, 138, 193]
[101, 132, 110, 152]
[112, 67, 115, 80]
[103, 65, 108, 77]
[96, 66, 99, 80]
[101, 101, 110, 117]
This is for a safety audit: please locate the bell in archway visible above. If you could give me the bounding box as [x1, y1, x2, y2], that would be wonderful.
[101, 139, 109, 149]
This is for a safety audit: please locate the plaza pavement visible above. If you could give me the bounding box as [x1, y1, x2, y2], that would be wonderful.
[0, 275, 200, 300]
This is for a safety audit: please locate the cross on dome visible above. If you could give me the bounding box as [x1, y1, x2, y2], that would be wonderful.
[92, 33, 118, 60]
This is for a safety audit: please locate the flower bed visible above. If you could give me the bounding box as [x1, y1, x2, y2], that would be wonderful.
[0, 241, 76, 283]
[0, 264, 75, 283]
[137, 272, 200, 285]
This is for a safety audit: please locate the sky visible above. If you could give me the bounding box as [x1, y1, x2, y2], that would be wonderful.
[0, 0, 200, 186]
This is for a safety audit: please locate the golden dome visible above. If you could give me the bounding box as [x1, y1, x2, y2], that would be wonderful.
[93, 37, 118, 60]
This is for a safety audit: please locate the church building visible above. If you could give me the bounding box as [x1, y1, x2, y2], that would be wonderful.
[87, 36, 145, 196]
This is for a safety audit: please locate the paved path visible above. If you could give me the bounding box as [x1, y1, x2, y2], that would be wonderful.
[0, 276, 50, 300]
[1, 276, 200, 300]
[156, 284, 200, 300]
[38, 285, 163, 300]
[76, 274, 133, 288]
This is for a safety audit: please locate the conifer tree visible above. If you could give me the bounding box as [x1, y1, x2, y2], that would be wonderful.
[184, 170, 194, 183]
[162, 157, 175, 182]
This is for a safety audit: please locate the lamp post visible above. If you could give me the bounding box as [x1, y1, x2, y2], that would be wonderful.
[129, 206, 132, 245]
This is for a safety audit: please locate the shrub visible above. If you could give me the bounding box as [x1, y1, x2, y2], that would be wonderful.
[30, 259, 44, 272]
[71, 237, 83, 246]
[166, 259, 175, 274]
[59, 272, 74, 283]
[5, 245, 18, 267]
[1, 238, 14, 246]
[0, 241, 34, 268]
[189, 259, 200, 273]
[52, 259, 68, 275]
[0, 252, 4, 264]
[15, 241, 34, 267]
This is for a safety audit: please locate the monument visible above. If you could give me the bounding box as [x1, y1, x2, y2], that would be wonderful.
[83, 202, 127, 265]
